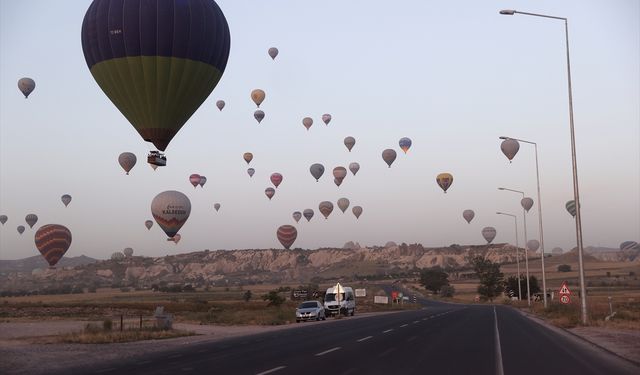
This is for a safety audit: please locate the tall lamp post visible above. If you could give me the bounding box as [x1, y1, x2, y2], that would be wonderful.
[500, 9, 587, 324]
[498, 187, 531, 306]
[500, 136, 548, 308]
[497, 211, 521, 301]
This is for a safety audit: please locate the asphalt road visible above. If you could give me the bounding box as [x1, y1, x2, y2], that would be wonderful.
[59, 298, 638, 375]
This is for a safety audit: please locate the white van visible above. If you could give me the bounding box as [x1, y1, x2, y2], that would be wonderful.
[324, 286, 355, 316]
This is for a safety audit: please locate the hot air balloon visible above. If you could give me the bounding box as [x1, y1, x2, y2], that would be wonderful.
[35, 224, 72, 268]
[322, 114, 332, 125]
[399, 137, 412, 153]
[0, 215, 7, 225]
[216, 100, 225, 111]
[337, 198, 350, 213]
[310, 163, 325, 182]
[349, 162, 360, 176]
[265, 187, 275, 200]
[118, 152, 137, 175]
[382, 149, 397, 168]
[268, 47, 279, 60]
[319, 201, 334, 219]
[111, 252, 125, 260]
[463, 210, 475, 224]
[482, 227, 497, 244]
[169, 233, 182, 244]
[333, 167, 347, 180]
[214, 203, 221, 212]
[189, 174, 201, 188]
[501, 138, 520, 163]
[145, 220, 153, 230]
[25, 214, 38, 229]
[302, 117, 313, 131]
[247, 168, 255, 178]
[270, 173, 283, 188]
[566, 200, 577, 218]
[303, 209, 314, 222]
[18, 78, 36, 98]
[352, 206, 363, 219]
[527, 240, 540, 252]
[334, 178, 343, 187]
[620, 241, 639, 251]
[151, 191, 191, 239]
[123, 248, 134, 257]
[61, 194, 72, 207]
[277, 225, 297, 249]
[251, 89, 266, 107]
[521, 197, 534, 212]
[81, 0, 231, 155]
[17, 226, 25, 235]
[292, 211, 302, 223]
[344, 137, 356, 152]
[199, 176, 207, 188]
[436, 173, 454, 193]
[254, 110, 265, 124]
[243, 152, 254, 164]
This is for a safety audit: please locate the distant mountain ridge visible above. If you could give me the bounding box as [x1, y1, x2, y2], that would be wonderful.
[0, 255, 98, 274]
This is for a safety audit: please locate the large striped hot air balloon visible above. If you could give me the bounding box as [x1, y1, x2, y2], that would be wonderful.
[151, 191, 191, 239]
[81, 0, 231, 152]
[319, 201, 334, 219]
[566, 200, 577, 218]
[118, 152, 137, 175]
[436, 173, 454, 193]
[35, 224, 72, 268]
[276, 225, 297, 249]
[25, 214, 38, 229]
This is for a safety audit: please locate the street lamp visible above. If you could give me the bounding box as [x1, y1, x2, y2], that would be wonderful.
[500, 9, 587, 324]
[500, 136, 548, 308]
[496, 211, 521, 301]
[498, 187, 531, 306]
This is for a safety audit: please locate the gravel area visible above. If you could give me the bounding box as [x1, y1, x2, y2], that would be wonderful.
[569, 327, 640, 365]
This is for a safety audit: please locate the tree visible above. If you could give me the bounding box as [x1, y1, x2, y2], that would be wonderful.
[419, 268, 450, 294]
[243, 290, 252, 302]
[440, 285, 455, 297]
[504, 275, 541, 300]
[557, 264, 571, 272]
[471, 257, 504, 301]
[262, 290, 285, 307]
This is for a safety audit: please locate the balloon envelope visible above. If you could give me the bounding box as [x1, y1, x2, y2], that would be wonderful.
[333, 167, 347, 180]
[268, 47, 279, 60]
[310, 163, 325, 181]
[123, 248, 134, 257]
[25, 214, 38, 228]
[526, 239, 540, 251]
[35, 224, 72, 267]
[18, 77, 36, 98]
[436, 173, 454, 193]
[302, 117, 313, 130]
[254, 110, 265, 123]
[247, 168, 255, 177]
[463, 210, 475, 224]
[292, 211, 302, 223]
[216, 100, 225, 111]
[243, 152, 254, 164]
[501, 139, 520, 162]
[189, 174, 201, 188]
[276, 225, 297, 249]
[344, 137, 356, 152]
[382, 149, 397, 167]
[337, 198, 350, 213]
[620, 241, 639, 251]
[170, 233, 182, 244]
[521, 197, 534, 212]
[144, 220, 153, 230]
[199, 176, 207, 188]
[251, 89, 266, 107]
[61, 194, 72, 207]
[482, 227, 497, 244]
[270, 173, 283, 188]
[352, 206, 363, 219]
[214, 203, 221, 212]
[17, 226, 25, 234]
[118, 152, 136, 174]
[566, 200, 577, 217]
[265, 187, 275, 200]
[349, 162, 360, 176]
[0, 215, 7, 225]
[81, 0, 231, 151]
[303, 209, 314, 222]
[319, 201, 334, 219]
[322, 114, 332, 125]
[151, 191, 191, 238]
[399, 137, 412, 153]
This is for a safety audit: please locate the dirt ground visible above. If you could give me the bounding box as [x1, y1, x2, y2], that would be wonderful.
[569, 326, 640, 365]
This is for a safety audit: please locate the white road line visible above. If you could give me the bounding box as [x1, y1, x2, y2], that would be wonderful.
[379, 347, 397, 357]
[382, 329, 393, 333]
[413, 320, 419, 324]
[315, 347, 341, 356]
[357, 336, 373, 342]
[400, 324, 408, 327]
[494, 307, 505, 375]
[256, 366, 287, 375]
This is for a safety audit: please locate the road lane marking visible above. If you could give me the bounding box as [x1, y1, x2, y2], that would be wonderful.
[256, 366, 287, 375]
[494, 307, 505, 375]
[357, 336, 373, 342]
[413, 320, 419, 324]
[400, 324, 408, 327]
[315, 347, 341, 356]
[382, 329, 393, 333]
[378, 347, 396, 357]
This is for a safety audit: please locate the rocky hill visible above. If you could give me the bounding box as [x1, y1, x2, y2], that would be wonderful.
[0, 255, 98, 275]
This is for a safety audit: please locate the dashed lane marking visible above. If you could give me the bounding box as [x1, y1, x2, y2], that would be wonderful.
[315, 347, 341, 356]
[400, 324, 408, 328]
[256, 366, 287, 375]
[357, 336, 373, 342]
[382, 329, 393, 333]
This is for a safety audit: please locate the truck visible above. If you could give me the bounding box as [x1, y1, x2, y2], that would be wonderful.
[324, 285, 355, 317]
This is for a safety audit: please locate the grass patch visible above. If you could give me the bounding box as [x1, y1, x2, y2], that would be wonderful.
[53, 325, 195, 344]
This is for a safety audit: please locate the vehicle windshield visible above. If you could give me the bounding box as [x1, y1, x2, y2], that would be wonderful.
[324, 293, 345, 302]
[299, 302, 317, 309]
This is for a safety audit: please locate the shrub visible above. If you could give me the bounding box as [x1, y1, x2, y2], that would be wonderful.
[557, 264, 571, 272]
[440, 285, 455, 297]
[103, 319, 113, 331]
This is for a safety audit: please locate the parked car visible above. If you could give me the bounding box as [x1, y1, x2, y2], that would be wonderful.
[295, 300, 326, 322]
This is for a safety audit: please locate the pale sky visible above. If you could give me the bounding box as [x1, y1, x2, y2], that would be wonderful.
[1, 0, 638, 260]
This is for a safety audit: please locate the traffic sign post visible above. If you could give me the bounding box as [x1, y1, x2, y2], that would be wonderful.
[559, 281, 572, 305]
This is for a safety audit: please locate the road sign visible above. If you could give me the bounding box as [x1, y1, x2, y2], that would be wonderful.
[560, 295, 571, 304]
[559, 281, 572, 304]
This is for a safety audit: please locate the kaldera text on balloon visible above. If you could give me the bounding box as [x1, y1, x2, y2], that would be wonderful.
[163, 206, 187, 215]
